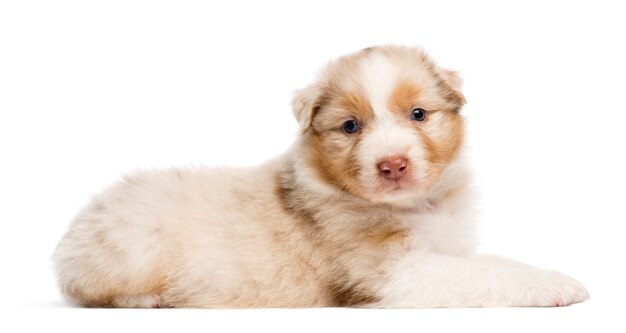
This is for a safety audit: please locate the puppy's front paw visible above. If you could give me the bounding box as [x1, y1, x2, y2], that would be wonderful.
[520, 271, 589, 307]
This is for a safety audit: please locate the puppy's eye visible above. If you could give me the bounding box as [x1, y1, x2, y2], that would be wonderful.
[411, 108, 427, 121]
[342, 120, 360, 134]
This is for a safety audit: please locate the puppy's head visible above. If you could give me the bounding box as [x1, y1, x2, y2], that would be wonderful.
[293, 46, 465, 204]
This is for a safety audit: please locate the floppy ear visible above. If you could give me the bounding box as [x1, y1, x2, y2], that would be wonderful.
[437, 68, 466, 107]
[435, 66, 466, 107]
[442, 70, 463, 91]
[291, 84, 320, 134]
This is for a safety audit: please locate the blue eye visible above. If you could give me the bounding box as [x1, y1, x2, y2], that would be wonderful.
[343, 120, 360, 133]
[411, 108, 427, 121]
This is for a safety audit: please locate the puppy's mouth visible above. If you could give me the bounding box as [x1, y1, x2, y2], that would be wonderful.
[376, 177, 418, 193]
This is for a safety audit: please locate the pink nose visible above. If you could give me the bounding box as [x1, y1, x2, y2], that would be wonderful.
[377, 156, 409, 181]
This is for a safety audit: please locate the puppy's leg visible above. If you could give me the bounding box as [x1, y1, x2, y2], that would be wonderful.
[372, 254, 589, 308]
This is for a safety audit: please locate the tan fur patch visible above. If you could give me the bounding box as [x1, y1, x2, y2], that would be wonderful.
[388, 80, 422, 116]
[419, 111, 465, 184]
[329, 280, 381, 306]
[274, 170, 320, 230]
[374, 45, 465, 110]
[337, 90, 375, 125]
[366, 227, 408, 247]
[306, 87, 374, 197]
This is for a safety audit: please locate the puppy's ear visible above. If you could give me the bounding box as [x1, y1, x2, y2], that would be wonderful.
[442, 70, 463, 91]
[438, 69, 466, 107]
[292, 84, 320, 134]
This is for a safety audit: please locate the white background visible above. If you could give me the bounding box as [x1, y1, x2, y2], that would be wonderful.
[1, 0, 625, 332]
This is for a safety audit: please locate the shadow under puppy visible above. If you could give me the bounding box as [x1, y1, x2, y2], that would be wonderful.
[54, 45, 589, 308]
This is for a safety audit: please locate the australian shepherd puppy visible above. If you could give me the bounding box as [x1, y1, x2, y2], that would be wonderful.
[54, 45, 589, 308]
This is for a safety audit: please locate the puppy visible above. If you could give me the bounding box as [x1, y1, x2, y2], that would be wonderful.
[54, 45, 589, 308]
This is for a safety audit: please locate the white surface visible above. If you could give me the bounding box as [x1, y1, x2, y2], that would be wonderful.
[1, 0, 624, 332]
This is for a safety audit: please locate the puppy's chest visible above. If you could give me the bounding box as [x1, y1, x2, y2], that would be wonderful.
[324, 205, 454, 257]
[321, 207, 415, 252]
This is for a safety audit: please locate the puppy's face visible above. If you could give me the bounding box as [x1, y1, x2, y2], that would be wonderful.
[294, 46, 465, 204]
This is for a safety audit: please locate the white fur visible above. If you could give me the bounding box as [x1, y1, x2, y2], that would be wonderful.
[373, 253, 590, 308]
[357, 53, 429, 202]
[361, 53, 399, 115]
[356, 121, 428, 203]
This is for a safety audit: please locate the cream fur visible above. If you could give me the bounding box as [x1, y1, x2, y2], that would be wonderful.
[53, 45, 589, 308]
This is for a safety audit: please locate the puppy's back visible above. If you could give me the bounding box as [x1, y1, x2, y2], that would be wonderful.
[53, 160, 333, 307]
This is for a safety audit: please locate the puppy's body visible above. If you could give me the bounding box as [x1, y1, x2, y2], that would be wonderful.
[54, 46, 588, 308]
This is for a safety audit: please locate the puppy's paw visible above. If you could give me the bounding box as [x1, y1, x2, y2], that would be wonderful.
[519, 271, 589, 307]
[543, 271, 589, 307]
